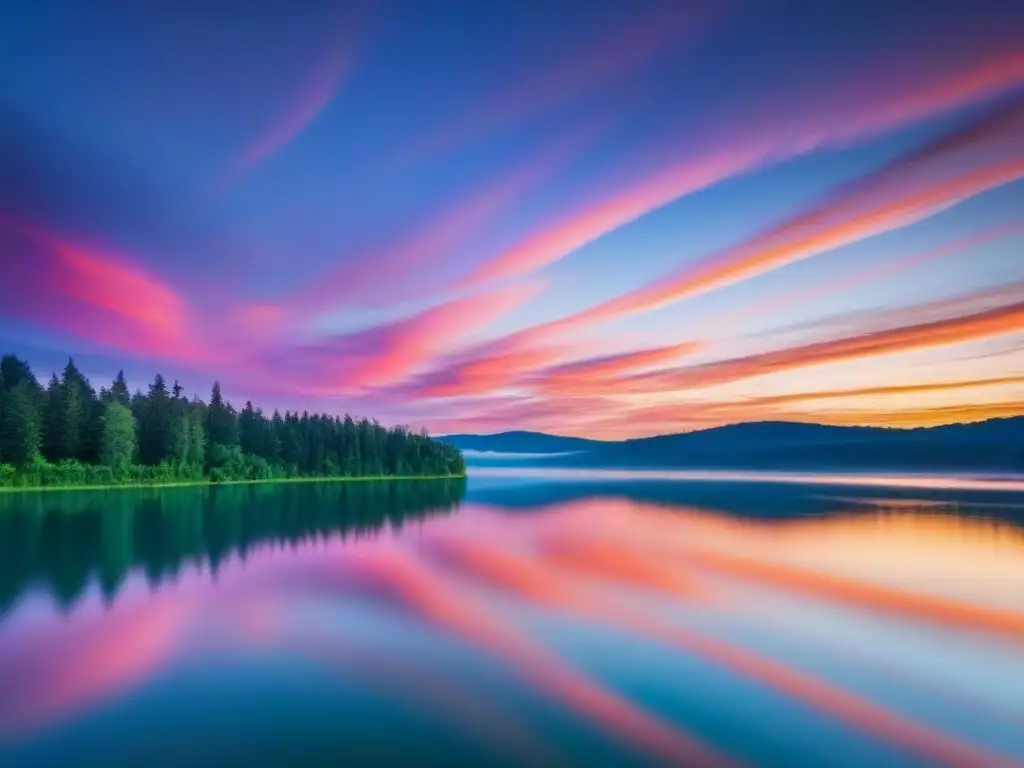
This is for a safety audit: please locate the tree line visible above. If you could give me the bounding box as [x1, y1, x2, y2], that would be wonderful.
[0, 354, 465, 488]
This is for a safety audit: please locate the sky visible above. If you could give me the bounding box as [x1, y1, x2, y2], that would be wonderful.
[0, 0, 1022, 439]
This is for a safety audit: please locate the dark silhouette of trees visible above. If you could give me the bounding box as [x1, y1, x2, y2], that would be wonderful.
[0, 354, 465, 488]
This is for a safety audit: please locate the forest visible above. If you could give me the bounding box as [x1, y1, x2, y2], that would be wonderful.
[0, 354, 465, 489]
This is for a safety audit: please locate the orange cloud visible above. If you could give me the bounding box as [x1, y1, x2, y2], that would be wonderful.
[797, 400, 1024, 428]
[538, 341, 704, 393]
[576, 298, 1024, 396]
[744, 376, 1024, 408]
[595, 375, 1024, 436]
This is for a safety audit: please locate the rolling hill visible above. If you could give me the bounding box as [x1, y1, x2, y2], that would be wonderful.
[441, 418, 1024, 472]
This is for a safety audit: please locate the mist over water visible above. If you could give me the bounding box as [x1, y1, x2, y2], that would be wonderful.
[0, 472, 1022, 767]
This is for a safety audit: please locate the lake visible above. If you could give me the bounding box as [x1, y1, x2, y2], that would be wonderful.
[0, 470, 1022, 767]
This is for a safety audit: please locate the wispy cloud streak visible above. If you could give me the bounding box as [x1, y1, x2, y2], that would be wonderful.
[460, 58, 1024, 289]
[578, 296, 1024, 396]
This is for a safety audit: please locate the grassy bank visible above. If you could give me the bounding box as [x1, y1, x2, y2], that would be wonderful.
[0, 473, 467, 495]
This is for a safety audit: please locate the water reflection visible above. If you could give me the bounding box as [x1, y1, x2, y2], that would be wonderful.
[0, 474, 1022, 767]
[0, 479, 466, 615]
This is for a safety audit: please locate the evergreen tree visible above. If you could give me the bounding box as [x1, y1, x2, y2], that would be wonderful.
[239, 400, 260, 455]
[188, 411, 206, 471]
[100, 401, 136, 475]
[58, 359, 96, 461]
[268, 410, 284, 463]
[41, 374, 63, 462]
[0, 355, 37, 393]
[110, 370, 131, 407]
[206, 381, 238, 448]
[167, 407, 191, 465]
[138, 374, 174, 465]
[0, 381, 40, 465]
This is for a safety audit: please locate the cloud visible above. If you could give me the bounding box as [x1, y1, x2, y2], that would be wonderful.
[404, 345, 573, 399]
[0, 214, 208, 363]
[545, 106, 1024, 333]
[591, 378, 1024, 437]
[450, 100, 1024, 368]
[459, 56, 1024, 289]
[595, 295, 1024, 397]
[723, 219, 1024, 338]
[277, 281, 546, 394]
[792, 401, 1024, 428]
[401, 219, 1023, 410]
[536, 342, 705, 396]
[282, 126, 599, 319]
[220, 24, 359, 188]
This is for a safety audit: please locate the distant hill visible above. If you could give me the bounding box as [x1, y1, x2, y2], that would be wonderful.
[444, 418, 1024, 472]
[437, 430, 607, 454]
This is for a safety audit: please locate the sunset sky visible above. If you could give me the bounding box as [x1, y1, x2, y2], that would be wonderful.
[0, 0, 1022, 438]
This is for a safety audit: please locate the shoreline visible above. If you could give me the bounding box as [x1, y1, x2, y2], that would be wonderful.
[0, 474, 467, 496]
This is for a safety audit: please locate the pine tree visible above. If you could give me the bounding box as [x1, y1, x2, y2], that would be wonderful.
[239, 400, 259, 455]
[0, 381, 41, 465]
[138, 374, 172, 465]
[110, 370, 131, 407]
[268, 410, 284, 463]
[41, 374, 63, 461]
[206, 381, 238, 448]
[0, 355, 36, 393]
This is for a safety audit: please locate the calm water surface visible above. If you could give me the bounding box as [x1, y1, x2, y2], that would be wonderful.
[1, 471, 1022, 767]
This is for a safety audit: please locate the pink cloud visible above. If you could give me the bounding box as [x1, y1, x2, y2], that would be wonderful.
[280, 281, 547, 395]
[282, 125, 601, 319]
[481, 101, 1024, 345]
[221, 28, 358, 188]
[0, 214, 209, 363]
[459, 51, 1024, 289]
